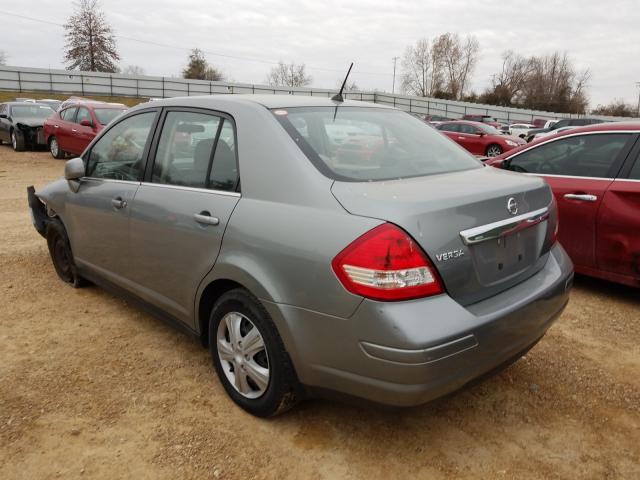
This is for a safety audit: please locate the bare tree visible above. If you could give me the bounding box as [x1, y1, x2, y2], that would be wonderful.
[481, 51, 534, 105]
[0, 51, 6, 66]
[64, 0, 120, 72]
[122, 64, 145, 76]
[182, 48, 224, 81]
[266, 62, 311, 88]
[400, 38, 443, 97]
[432, 33, 479, 100]
[592, 99, 636, 117]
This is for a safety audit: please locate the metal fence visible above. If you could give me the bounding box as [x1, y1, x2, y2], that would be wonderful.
[0, 65, 632, 123]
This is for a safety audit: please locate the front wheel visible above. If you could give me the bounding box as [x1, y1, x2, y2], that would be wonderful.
[486, 144, 503, 157]
[209, 289, 301, 417]
[49, 136, 65, 159]
[11, 130, 25, 152]
[46, 219, 88, 288]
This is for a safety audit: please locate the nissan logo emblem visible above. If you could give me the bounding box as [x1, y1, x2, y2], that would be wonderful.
[507, 197, 518, 215]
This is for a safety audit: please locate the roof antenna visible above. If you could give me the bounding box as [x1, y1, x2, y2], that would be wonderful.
[332, 63, 354, 102]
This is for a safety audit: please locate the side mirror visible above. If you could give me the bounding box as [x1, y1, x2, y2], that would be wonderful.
[478, 132, 486, 137]
[80, 119, 93, 128]
[65, 157, 85, 192]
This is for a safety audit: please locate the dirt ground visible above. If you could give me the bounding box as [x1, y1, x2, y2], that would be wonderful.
[1, 148, 638, 480]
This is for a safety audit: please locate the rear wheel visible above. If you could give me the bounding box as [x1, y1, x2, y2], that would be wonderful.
[11, 130, 25, 152]
[209, 288, 301, 417]
[486, 144, 503, 157]
[49, 136, 65, 159]
[46, 219, 87, 288]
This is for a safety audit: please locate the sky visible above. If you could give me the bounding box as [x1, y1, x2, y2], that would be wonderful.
[2, 0, 639, 108]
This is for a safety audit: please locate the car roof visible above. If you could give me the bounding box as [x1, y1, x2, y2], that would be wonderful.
[5, 101, 54, 106]
[141, 94, 392, 110]
[440, 120, 491, 127]
[64, 101, 126, 109]
[494, 121, 640, 159]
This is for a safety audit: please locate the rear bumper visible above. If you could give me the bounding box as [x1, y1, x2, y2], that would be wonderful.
[264, 244, 573, 407]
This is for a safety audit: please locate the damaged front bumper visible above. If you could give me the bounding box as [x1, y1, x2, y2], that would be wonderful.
[27, 186, 49, 237]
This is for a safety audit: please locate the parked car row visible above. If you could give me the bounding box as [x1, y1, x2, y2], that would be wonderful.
[0, 97, 127, 156]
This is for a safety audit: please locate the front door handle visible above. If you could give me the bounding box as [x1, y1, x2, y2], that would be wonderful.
[111, 197, 127, 209]
[564, 193, 597, 202]
[194, 211, 220, 226]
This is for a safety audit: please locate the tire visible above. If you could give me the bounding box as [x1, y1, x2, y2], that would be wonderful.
[46, 219, 88, 288]
[486, 144, 503, 157]
[49, 136, 65, 159]
[11, 130, 25, 152]
[208, 288, 301, 417]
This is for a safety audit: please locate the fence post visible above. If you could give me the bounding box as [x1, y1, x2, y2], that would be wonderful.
[136, 78, 139, 97]
[187, 81, 190, 96]
[49, 71, 53, 92]
[109, 75, 113, 96]
[17, 70, 22, 93]
[80, 74, 84, 95]
[409, 98, 412, 113]
[162, 77, 165, 98]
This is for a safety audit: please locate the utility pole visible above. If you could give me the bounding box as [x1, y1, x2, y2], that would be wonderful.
[392, 56, 399, 94]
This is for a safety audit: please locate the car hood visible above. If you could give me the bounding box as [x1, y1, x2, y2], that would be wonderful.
[13, 117, 46, 128]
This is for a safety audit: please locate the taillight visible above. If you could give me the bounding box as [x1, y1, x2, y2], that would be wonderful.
[332, 223, 444, 301]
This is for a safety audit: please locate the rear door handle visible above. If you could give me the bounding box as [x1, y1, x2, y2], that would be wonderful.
[54, 125, 59, 128]
[564, 193, 597, 202]
[111, 197, 127, 209]
[194, 211, 219, 226]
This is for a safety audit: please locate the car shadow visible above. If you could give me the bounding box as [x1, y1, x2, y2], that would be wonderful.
[572, 273, 639, 304]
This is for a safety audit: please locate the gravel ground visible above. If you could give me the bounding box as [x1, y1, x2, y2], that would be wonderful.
[1, 148, 639, 480]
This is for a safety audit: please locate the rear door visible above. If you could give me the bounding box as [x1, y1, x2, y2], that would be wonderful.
[127, 108, 240, 325]
[505, 132, 635, 269]
[64, 110, 159, 285]
[596, 137, 640, 281]
[458, 124, 484, 155]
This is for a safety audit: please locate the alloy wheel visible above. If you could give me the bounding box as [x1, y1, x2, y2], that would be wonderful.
[216, 312, 270, 399]
[51, 138, 59, 157]
[11, 132, 17, 150]
[487, 145, 502, 157]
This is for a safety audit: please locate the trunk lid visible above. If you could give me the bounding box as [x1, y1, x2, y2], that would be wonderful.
[331, 166, 555, 306]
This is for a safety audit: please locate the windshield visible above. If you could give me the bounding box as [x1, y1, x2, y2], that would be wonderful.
[476, 123, 501, 135]
[94, 108, 126, 125]
[11, 104, 54, 119]
[273, 107, 481, 181]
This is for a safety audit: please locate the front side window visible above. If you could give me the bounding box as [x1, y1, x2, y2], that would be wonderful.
[76, 107, 92, 125]
[274, 107, 480, 181]
[459, 124, 480, 135]
[60, 107, 77, 122]
[151, 111, 238, 191]
[507, 133, 632, 178]
[438, 123, 459, 132]
[86, 111, 156, 180]
[629, 157, 640, 180]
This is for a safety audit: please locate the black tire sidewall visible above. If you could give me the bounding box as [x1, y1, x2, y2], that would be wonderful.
[487, 144, 502, 156]
[208, 289, 299, 417]
[11, 130, 25, 151]
[50, 136, 64, 159]
[46, 220, 84, 288]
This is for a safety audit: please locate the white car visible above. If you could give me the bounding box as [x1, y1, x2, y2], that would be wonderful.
[508, 123, 536, 138]
[531, 126, 579, 141]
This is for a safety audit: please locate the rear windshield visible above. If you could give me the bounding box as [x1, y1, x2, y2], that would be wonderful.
[477, 123, 501, 135]
[94, 108, 126, 125]
[272, 107, 480, 181]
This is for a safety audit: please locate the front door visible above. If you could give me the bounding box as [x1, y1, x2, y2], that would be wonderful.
[69, 106, 97, 155]
[64, 110, 158, 286]
[505, 132, 635, 269]
[128, 109, 240, 325]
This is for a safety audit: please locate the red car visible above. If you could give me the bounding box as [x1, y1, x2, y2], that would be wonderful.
[486, 123, 640, 287]
[44, 101, 127, 158]
[437, 120, 526, 157]
[461, 114, 502, 129]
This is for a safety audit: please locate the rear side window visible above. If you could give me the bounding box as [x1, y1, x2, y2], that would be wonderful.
[86, 112, 156, 180]
[507, 134, 632, 178]
[459, 124, 479, 134]
[151, 111, 238, 191]
[274, 107, 479, 182]
[61, 107, 77, 121]
[438, 123, 459, 132]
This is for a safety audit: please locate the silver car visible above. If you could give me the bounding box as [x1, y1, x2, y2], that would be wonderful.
[28, 95, 574, 417]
